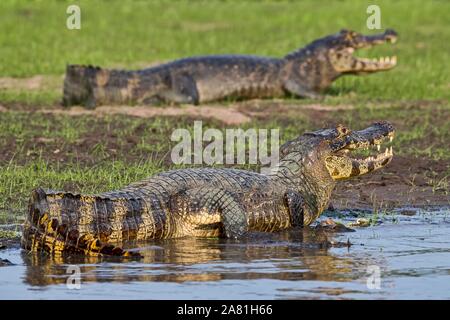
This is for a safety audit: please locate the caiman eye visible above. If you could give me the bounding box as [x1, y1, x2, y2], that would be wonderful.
[337, 125, 350, 136]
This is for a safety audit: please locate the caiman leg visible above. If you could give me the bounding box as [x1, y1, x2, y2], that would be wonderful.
[157, 73, 200, 105]
[184, 188, 305, 237]
[179, 188, 249, 238]
[284, 80, 324, 99]
[284, 190, 304, 227]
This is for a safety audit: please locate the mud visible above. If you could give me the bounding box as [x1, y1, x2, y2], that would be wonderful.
[0, 102, 448, 209]
[333, 155, 450, 210]
[0, 75, 62, 91]
[39, 105, 251, 125]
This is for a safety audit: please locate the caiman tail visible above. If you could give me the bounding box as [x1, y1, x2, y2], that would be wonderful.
[21, 188, 142, 258]
[63, 64, 136, 108]
[63, 65, 100, 108]
[62, 64, 168, 108]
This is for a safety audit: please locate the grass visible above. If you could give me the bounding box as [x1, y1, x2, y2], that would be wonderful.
[0, 0, 449, 103]
[0, 159, 165, 215]
[0, 0, 449, 222]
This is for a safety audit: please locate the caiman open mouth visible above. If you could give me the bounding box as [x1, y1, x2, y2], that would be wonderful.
[331, 29, 398, 73]
[339, 129, 394, 166]
[326, 121, 395, 180]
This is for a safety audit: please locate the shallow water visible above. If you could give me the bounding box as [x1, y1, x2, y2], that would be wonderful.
[0, 209, 449, 299]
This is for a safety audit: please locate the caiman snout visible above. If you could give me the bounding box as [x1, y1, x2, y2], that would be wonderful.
[362, 29, 398, 45]
[329, 29, 399, 74]
[384, 29, 398, 43]
[325, 121, 395, 180]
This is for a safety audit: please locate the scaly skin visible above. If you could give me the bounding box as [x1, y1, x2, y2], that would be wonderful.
[21, 122, 395, 257]
[63, 29, 398, 108]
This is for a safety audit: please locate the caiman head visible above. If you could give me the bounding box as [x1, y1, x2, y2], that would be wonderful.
[285, 29, 398, 91]
[274, 121, 395, 225]
[320, 121, 395, 180]
[327, 29, 398, 75]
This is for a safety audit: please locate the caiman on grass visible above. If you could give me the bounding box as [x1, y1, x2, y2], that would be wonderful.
[63, 29, 398, 107]
[22, 122, 395, 257]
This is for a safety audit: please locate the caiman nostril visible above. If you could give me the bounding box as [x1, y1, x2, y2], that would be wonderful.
[337, 125, 350, 136]
[384, 29, 398, 43]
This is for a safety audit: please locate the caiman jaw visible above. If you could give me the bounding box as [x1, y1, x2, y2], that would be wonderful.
[325, 121, 395, 180]
[330, 29, 398, 73]
[343, 142, 394, 179]
[350, 52, 397, 72]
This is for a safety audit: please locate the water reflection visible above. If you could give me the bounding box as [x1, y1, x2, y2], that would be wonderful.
[2, 211, 448, 299]
[21, 227, 379, 287]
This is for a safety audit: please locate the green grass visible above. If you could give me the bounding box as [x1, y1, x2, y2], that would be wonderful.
[0, 159, 165, 214]
[0, 1, 449, 223]
[0, 0, 449, 102]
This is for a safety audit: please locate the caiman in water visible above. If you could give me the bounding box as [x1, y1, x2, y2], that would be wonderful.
[22, 122, 395, 257]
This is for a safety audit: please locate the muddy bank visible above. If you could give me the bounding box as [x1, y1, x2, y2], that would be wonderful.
[0, 98, 448, 214]
[39, 105, 251, 125]
[332, 155, 450, 210]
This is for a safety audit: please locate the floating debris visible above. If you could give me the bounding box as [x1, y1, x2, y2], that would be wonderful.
[0, 258, 13, 267]
[348, 218, 371, 227]
[400, 210, 417, 216]
[319, 218, 356, 232]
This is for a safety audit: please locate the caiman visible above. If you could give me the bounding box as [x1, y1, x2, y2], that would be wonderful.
[22, 121, 395, 257]
[63, 29, 398, 108]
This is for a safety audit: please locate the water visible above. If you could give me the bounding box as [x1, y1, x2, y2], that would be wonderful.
[0, 209, 449, 299]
